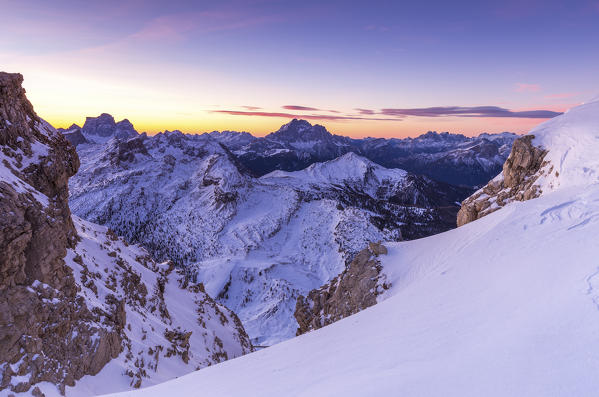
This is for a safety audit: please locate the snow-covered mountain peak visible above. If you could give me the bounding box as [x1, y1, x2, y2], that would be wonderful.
[279, 118, 313, 132]
[207, 130, 257, 148]
[266, 119, 334, 143]
[262, 151, 407, 188]
[530, 97, 599, 192]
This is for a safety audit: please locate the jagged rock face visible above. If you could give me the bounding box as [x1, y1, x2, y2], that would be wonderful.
[61, 218, 252, 394]
[457, 135, 548, 226]
[294, 242, 389, 335]
[0, 71, 79, 294]
[0, 72, 124, 394]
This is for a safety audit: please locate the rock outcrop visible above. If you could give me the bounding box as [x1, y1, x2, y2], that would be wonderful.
[294, 242, 390, 335]
[0, 72, 124, 394]
[457, 135, 549, 226]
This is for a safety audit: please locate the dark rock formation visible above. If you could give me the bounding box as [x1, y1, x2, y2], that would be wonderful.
[82, 113, 137, 140]
[294, 242, 390, 335]
[457, 135, 548, 226]
[0, 72, 124, 394]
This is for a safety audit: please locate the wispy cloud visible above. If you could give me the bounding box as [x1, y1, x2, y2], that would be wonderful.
[282, 105, 321, 111]
[355, 108, 375, 115]
[282, 105, 343, 113]
[216, 104, 562, 121]
[515, 83, 541, 92]
[380, 106, 561, 118]
[212, 110, 398, 122]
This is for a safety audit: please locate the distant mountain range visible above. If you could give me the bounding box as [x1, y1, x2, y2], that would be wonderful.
[207, 119, 517, 187]
[59, 114, 486, 345]
[61, 117, 517, 188]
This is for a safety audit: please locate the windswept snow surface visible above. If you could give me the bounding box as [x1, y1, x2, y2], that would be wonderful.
[107, 184, 599, 397]
[107, 99, 599, 396]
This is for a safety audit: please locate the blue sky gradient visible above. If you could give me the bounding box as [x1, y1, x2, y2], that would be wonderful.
[2, 0, 598, 137]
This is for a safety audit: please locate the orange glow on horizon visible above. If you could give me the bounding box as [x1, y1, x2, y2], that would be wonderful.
[15, 64, 565, 140]
[44, 111, 553, 139]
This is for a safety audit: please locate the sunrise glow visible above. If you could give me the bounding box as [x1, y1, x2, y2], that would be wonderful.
[2, 1, 596, 137]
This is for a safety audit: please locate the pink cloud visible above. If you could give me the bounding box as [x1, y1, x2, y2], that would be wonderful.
[212, 110, 399, 122]
[355, 108, 375, 115]
[515, 83, 541, 92]
[282, 105, 321, 111]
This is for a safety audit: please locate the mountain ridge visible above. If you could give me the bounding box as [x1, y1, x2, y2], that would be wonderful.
[66, 125, 470, 345]
[60, 113, 517, 187]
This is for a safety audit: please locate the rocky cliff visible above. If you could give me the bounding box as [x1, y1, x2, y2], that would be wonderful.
[457, 135, 549, 226]
[0, 72, 124, 395]
[294, 242, 389, 335]
[0, 73, 252, 396]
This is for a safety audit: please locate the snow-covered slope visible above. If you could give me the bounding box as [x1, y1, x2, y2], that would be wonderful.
[107, 98, 599, 396]
[69, 128, 468, 345]
[39, 216, 252, 396]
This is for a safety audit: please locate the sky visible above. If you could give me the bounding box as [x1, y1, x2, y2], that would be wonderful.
[1, 0, 598, 138]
